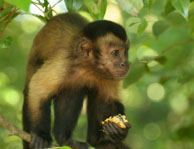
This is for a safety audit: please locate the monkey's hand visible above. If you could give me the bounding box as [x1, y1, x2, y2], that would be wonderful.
[101, 114, 131, 143]
[31, 134, 52, 149]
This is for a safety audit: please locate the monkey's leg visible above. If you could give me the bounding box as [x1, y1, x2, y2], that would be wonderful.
[87, 94, 130, 149]
[23, 57, 66, 149]
[23, 90, 32, 149]
[23, 88, 52, 149]
[53, 88, 88, 149]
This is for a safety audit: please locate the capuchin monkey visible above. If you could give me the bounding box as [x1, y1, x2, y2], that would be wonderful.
[23, 12, 131, 149]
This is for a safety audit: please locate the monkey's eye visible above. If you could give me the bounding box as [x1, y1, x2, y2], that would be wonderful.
[111, 50, 120, 57]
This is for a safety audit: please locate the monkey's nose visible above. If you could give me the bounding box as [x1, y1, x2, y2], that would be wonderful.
[120, 63, 125, 67]
[120, 62, 130, 71]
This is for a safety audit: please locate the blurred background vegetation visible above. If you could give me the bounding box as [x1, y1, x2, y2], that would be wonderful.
[0, 0, 194, 148]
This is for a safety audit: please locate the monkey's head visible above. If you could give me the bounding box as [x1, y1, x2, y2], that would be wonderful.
[77, 20, 130, 80]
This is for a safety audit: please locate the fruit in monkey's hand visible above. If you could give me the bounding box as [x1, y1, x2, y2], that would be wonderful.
[102, 114, 130, 129]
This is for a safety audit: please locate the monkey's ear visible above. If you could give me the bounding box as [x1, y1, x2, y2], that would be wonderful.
[76, 38, 93, 57]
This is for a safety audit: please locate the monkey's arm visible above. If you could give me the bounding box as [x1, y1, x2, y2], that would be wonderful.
[87, 90, 130, 149]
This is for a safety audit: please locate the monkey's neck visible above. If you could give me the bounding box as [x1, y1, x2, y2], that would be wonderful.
[63, 63, 121, 99]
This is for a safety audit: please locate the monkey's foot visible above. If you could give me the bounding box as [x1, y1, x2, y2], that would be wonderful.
[31, 134, 52, 149]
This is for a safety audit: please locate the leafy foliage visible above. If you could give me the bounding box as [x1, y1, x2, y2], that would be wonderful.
[64, 0, 83, 12]
[84, 0, 107, 20]
[4, 0, 31, 11]
[116, 0, 143, 16]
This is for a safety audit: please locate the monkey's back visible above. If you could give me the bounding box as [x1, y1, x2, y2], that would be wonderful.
[31, 13, 88, 59]
[25, 13, 88, 85]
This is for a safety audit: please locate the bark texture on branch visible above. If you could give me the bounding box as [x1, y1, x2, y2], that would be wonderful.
[0, 113, 31, 143]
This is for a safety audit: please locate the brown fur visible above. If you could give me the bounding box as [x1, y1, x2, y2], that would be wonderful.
[23, 12, 130, 149]
[25, 14, 124, 123]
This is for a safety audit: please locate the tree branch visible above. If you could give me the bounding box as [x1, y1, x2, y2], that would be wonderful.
[0, 113, 31, 143]
[159, 39, 194, 55]
[0, 8, 17, 37]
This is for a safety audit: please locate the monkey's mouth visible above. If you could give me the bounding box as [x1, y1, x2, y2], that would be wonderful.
[113, 63, 130, 79]
[113, 70, 129, 79]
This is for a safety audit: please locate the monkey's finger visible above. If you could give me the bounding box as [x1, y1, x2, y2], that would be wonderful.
[40, 139, 49, 149]
[102, 123, 118, 142]
[31, 135, 50, 149]
[35, 138, 41, 149]
[107, 121, 120, 135]
[105, 122, 122, 142]
[124, 122, 132, 129]
[31, 135, 35, 146]
[37, 137, 44, 149]
[103, 123, 117, 139]
[111, 122, 127, 135]
[102, 123, 112, 135]
[108, 122, 125, 141]
[102, 125, 114, 141]
[107, 135, 117, 143]
[31, 135, 38, 148]
[111, 122, 129, 140]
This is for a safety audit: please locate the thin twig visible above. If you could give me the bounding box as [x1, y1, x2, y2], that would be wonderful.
[159, 40, 194, 55]
[31, 1, 50, 20]
[0, 8, 17, 37]
[51, 0, 63, 9]
[44, 0, 62, 20]
[31, 1, 45, 14]
[0, 13, 10, 23]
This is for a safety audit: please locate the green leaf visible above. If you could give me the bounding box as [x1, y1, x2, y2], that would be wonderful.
[152, 21, 170, 38]
[123, 62, 146, 87]
[64, 0, 83, 12]
[32, 14, 47, 23]
[178, 69, 194, 84]
[115, 0, 143, 16]
[126, 17, 141, 33]
[4, 0, 31, 11]
[0, 5, 13, 18]
[155, 56, 167, 64]
[0, 36, 13, 49]
[176, 125, 194, 139]
[0, 0, 3, 7]
[137, 20, 148, 35]
[128, 22, 140, 27]
[164, 0, 175, 16]
[126, 18, 147, 34]
[189, 2, 194, 35]
[100, 0, 107, 19]
[84, 0, 107, 20]
[171, 0, 190, 20]
[144, 0, 155, 11]
[60, 146, 72, 149]
[11, 11, 20, 20]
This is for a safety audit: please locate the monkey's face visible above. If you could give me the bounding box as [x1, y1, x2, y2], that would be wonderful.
[94, 34, 130, 80]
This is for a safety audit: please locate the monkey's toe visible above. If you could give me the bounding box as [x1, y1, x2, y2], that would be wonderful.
[31, 134, 52, 149]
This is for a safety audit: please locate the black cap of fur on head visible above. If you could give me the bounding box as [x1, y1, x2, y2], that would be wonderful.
[83, 20, 127, 42]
